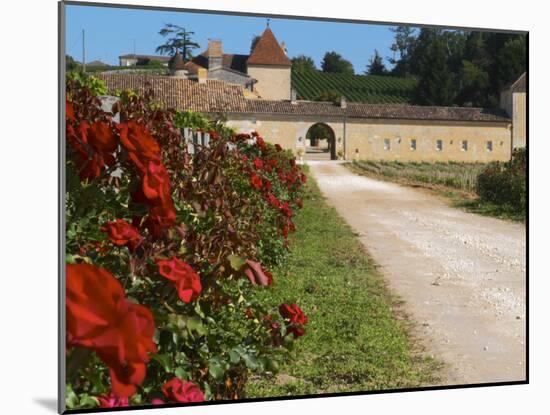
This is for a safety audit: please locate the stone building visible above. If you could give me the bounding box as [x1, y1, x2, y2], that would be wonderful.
[102, 27, 525, 163]
[500, 72, 527, 149]
[97, 73, 518, 163]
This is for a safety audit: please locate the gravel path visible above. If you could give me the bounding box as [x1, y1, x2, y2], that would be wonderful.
[308, 161, 526, 385]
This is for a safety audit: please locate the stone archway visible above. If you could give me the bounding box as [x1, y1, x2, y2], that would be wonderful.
[305, 122, 337, 160]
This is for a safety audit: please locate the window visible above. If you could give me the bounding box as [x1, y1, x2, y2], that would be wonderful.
[410, 139, 417, 150]
[384, 139, 391, 150]
[436, 140, 443, 151]
[461, 140, 468, 151]
[486, 141, 493, 151]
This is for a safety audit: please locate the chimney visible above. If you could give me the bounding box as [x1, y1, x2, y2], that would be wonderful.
[198, 67, 207, 84]
[340, 96, 347, 109]
[290, 88, 297, 104]
[208, 39, 223, 70]
[280, 41, 287, 55]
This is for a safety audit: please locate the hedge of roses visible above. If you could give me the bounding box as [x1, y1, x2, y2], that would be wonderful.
[65, 76, 308, 409]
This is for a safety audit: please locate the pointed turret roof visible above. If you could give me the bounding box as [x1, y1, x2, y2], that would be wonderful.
[247, 28, 291, 66]
[169, 51, 186, 70]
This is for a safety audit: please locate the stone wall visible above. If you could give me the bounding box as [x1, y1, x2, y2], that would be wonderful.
[512, 92, 527, 149]
[246, 65, 291, 100]
[226, 113, 512, 163]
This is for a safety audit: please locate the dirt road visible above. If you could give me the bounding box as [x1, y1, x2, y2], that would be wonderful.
[308, 161, 526, 385]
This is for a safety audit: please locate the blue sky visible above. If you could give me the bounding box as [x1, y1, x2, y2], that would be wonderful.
[66, 4, 403, 72]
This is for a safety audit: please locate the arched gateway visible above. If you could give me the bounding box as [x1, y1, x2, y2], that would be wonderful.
[305, 122, 337, 161]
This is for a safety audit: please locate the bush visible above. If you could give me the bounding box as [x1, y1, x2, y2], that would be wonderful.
[65, 78, 308, 409]
[476, 148, 526, 213]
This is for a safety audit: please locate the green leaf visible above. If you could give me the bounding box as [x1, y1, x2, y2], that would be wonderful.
[208, 359, 225, 380]
[151, 353, 173, 373]
[242, 353, 259, 370]
[187, 316, 206, 336]
[229, 349, 241, 364]
[227, 254, 246, 271]
[175, 367, 189, 380]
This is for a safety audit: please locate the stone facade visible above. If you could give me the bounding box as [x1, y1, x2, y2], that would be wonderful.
[246, 65, 291, 100]
[500, 73, 527, 149]
[226, 113, 512, 162]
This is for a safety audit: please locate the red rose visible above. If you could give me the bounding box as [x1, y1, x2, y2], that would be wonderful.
[101, 219, 143, 252]
[89, 121, 118, 153]
[66, 264, 157, 398]
[300, 173, 307, 183]
[142, 161, 172, 205]
[144, 204, 176, 238]
[118, 121, 161, 173]
[161, 378, 205, 403]
[156, 257, 202, 303]
[266, 193, 281, 209]
[253, 158, 263, 170]
[97, 392, 128, 408]
[244, 259, 273, 286]
[279, 303, 308, 325]
[250, 173, 263, 190]
[66, 99, 75, 122]
[256, 136, 266, 151]
[287, 325, 306, 338]
[67, 121, 117, 181]
[280, 202, 293, 218]
[263, 179, 272, 192]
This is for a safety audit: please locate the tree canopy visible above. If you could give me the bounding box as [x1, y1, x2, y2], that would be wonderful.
[291, 55, 317, 74]
[321, 51, 355, 75]
[156, 23, 200, 60]
[386, 26, 526, 107]
[366, 50, 387, 75]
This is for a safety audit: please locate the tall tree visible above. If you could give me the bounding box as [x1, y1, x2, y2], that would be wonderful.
[388, 26, 417, 76]
[250, 35, 261, 53]
[291, 55, 317, 73]
[321, 51, 355, 75]
[412, 29, 454, 106]
[156, 23, 200, 60]
[365, 50, 387, 75]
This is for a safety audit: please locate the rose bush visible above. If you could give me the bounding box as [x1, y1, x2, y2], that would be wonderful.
[65, 75, 308, 409]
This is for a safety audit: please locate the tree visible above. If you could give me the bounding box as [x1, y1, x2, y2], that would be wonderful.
[388, 26, 417, 76]
[250, 35, 261, 53]
[366, 50, 387, 75]
[291, 55, 316, 73]
[321, 51, 355, 75]
[412, 29, 454, 106]
[156, 23, 200, 60]
[66, 54, 79, 71]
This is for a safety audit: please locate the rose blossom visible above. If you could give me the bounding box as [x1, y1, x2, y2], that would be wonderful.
[101, 219, 143, 251]
[161, 378, 205, 403]
[156, 257, 202, 303]
[66, 264, 157, 398]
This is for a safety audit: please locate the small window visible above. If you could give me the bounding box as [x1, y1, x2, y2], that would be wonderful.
[486, 141, 493, 152]
[410, 139, 417, 150]
[436, 140, 443, 151]
[384, 139, 391, 151]
[461, 140, 468, 151]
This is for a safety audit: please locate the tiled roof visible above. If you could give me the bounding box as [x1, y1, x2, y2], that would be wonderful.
[97, 74, 510, 123]
[247, 28, 291, 67]
[97, 74, 247, 113]
[184, 53, 249, 74]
